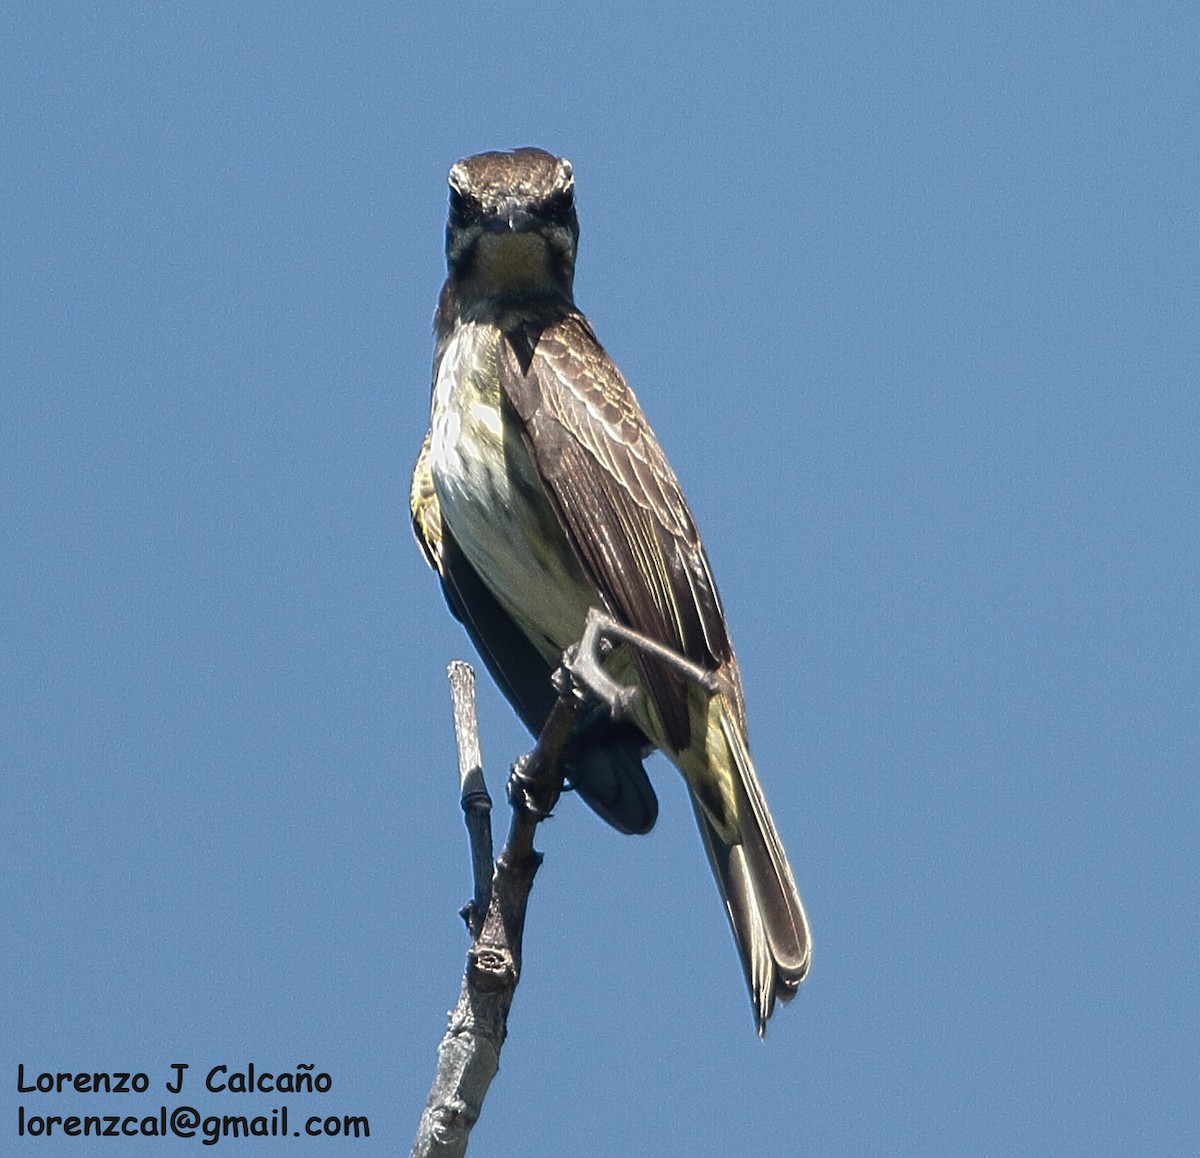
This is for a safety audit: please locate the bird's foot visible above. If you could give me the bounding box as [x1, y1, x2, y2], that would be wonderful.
[559, 610, 640, 720]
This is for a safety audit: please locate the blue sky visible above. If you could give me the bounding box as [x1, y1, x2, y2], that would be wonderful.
[3, 3, 1196, 1154]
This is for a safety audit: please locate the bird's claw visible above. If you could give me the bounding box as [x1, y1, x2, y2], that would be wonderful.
[561, 644, 637, 721]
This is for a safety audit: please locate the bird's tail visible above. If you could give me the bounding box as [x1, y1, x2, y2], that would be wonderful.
[688, 693, 812, 1035]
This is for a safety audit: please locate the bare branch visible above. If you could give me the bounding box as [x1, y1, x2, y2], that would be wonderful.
[410, 664, 581, 1158]
[413, 611, 712, 1154]
[448, 661, 492, 935]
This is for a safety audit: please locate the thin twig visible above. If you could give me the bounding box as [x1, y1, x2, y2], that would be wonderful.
[410, 665, 580, 1158]
[448, 661, 492, 935]
[412, 612, 705, 1154]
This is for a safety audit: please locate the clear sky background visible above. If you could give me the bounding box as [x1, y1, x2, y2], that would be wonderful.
[3, 4, 1196, 1155]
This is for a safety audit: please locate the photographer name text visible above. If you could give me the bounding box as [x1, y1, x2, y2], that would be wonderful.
[15, 1063, 370, 1145]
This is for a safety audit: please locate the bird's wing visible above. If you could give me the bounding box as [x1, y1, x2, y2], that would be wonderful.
[499, 312, 735, 752]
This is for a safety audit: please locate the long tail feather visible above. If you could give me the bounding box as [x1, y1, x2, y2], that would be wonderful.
[690, 697, 811, 1034]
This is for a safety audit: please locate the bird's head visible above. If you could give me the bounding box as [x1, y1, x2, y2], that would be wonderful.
[444, 147, 579, 307]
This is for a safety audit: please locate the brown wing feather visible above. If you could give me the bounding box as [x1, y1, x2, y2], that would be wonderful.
[499, 313, 733, 752]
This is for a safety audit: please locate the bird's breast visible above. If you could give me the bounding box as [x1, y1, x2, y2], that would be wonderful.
[428, 321, 597, 661]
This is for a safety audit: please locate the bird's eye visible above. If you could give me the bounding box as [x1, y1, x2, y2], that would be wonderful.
[544, 190, 574, 221]
[448, 187, 477, 223]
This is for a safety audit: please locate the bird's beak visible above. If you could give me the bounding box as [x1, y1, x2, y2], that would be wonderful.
[484, 197, 538, 233]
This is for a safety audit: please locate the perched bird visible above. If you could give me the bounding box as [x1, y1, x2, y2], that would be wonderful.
[411, 147, 811, 1031]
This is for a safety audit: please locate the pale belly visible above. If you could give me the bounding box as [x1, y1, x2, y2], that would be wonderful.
[427, 322, 599, 664]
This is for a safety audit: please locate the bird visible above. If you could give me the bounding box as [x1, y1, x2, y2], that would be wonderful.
[410, 147, 810, 1032]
